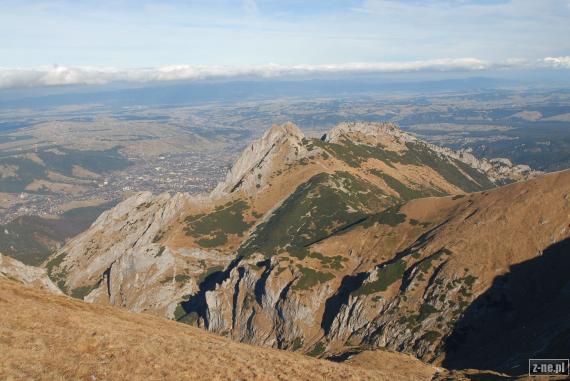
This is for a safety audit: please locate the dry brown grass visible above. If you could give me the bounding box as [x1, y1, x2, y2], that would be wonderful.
[0, 279, 433, 381]
[345, 349, 436, 379]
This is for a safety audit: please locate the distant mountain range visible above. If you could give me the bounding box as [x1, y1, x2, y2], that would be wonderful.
[0, 77, 523, 110]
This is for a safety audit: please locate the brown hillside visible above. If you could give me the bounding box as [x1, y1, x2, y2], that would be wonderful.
[314, 169, 570, 374]
[0, 279, 437, 381]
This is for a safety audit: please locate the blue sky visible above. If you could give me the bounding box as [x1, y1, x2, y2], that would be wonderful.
[0, 0, 569, 88]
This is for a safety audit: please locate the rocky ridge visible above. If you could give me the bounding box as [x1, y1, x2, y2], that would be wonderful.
[0, 253, 62, 294]
[212, 122, 307, 196]
[42, 121, 563, 376]
[325, 122, 537, 183]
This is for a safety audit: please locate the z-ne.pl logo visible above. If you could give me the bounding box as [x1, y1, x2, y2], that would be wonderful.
[529, 359, 569, 376]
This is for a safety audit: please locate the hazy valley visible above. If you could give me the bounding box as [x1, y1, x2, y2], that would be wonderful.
[3, 86, 569, 224]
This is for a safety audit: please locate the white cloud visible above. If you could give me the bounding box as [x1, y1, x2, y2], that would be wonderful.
[543, 56, 570, 69]
[0, 57, 565, 89]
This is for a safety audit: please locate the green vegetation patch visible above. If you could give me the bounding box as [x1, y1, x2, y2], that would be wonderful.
[352, 259, 406, 296]
[311, 138, 401, 168]
[369, 169, 445, 200]
[161, 273, 194, 285]
[422, 330, 442, 344]
[288, 246, 310, 260]
[418, 303, 439, 321]
[464, 275, 477, 287]
[312, 137, 494, 193]
[196, 265, 225, 285]
[402, 142, 494, 192]
[293, 266, 335, 290]
[291, 337, 304, 351]
[174, 274, 192, 283]
[45, 252, 69, 292]
[409, 219, 432, 228]
[174, 304, 187, 320]
[238, 171, 386, 258]
[308, 251, 348, 270]
[417, 248, 451, 274]
[397, 303, 440, 333]
[70, 283, 98, 300]
[184, 200, 252, 248]
[363, 205, 406, 228]
[196, 235, 229, 248]
[307, 341, 326, 357]
[45, 252, 67, 278]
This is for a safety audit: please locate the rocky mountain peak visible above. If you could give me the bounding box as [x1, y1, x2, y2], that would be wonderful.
[268, 121, 305, 140]
[322, 121, 537, 183]
[323, 121, 416, 146]
[39, 117, 564, 376]
[212, 122, 307, 195]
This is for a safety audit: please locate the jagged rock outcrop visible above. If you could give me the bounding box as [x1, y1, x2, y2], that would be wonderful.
[454, 149, 536, 183]
[212, 122, 308, 196]
[0, 253, 62, 294]
[45, 191, 201, 315]
[324, 121, 417, 146]
[325, 122, 538, 183]
[185, 170, 570, 375]
[42, 121, 560, 377]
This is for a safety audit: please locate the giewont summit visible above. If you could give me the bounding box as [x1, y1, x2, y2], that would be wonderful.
[5, 121, 566, 379]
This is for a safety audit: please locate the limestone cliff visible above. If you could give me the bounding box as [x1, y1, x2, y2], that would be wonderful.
[212, 122, 307, 196]
[43, 121, 561, 377]
[0, 253, 62, 294]
[325, 122, 537, 183]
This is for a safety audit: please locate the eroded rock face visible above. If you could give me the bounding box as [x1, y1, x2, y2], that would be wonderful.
[0, 253, 62, 294]
[212, 122, 308, 196]
[325, 122, 538, 183]
[190, 254, 334, 349]
[42, 121, 561, 375]
[184, 170, 570, 369]
[454, 149, 536, 183]
[324, 122, 417, 147]
[46, 191, 201, 315]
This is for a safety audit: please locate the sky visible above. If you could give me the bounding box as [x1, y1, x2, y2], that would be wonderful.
[0, 0, 569, 88]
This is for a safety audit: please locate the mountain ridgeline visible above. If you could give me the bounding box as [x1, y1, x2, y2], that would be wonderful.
[42, 122, 568, 376]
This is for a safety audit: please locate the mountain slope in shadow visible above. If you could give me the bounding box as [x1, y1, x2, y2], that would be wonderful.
[443, 237, 570, 375]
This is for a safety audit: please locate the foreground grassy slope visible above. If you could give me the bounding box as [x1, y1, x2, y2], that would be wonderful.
[0, 279, 435, 381]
